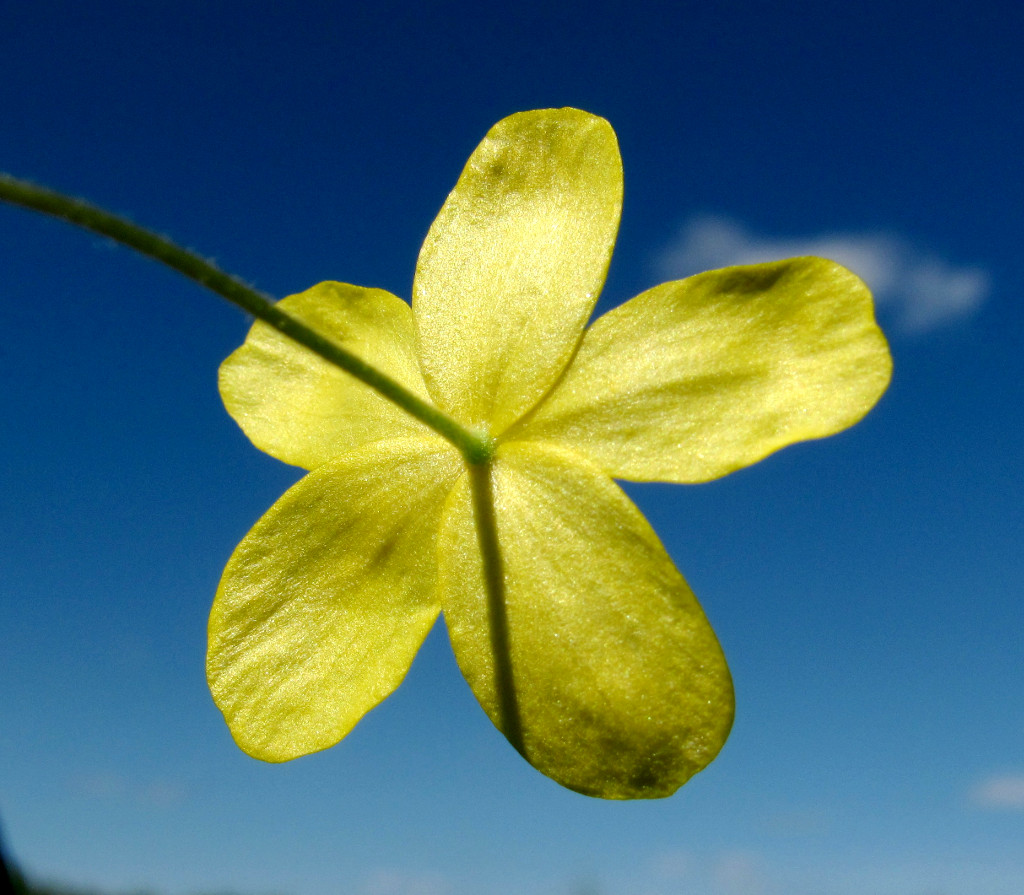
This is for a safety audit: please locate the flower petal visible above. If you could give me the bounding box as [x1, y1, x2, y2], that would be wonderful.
[439, 441, 734, 799]
[413, 108, 623, 434]
[220, 282, 434, 470]
[516, 258, 892, 482]
[207, 436, 462, 761]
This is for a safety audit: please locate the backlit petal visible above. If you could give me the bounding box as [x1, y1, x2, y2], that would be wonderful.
[207, 436, 462, 761]
[516, 258, 892, 482]
[220, 282, 434, 470]
[414, 108, 623, 434]
[438, 441, 734, 799]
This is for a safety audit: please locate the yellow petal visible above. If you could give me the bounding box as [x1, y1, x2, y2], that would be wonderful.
[414, 108, 623, 435]
[207, 436, 462, 761]
[516, 258, 892, 482]
[439, 441, 734, 799]
[220, 282, 434, 470]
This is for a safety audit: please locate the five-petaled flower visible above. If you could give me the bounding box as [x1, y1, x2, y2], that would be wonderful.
[207, 108, 891, 799]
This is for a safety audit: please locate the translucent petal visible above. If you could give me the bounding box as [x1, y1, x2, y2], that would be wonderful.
[439, 441, 734, 799]
[516, 258, 892, 482]
[207, 436, 462, 761]
[414, 108, 623, 434]
[220, 282, 434, 470]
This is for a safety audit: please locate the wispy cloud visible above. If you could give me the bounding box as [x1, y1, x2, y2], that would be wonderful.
[646, 847, 694, 881]
[655, 215, 990, 335]
[359, 868, 453, 895]
[711, 850, 771, 895]
[638, 848, 776, 895]
[970, 774, 1024, 810]
[70, 771, 186, 807]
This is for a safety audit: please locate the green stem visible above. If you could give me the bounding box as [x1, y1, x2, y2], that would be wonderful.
[469, 462, 524, 756]
[0, 173, 494, 464]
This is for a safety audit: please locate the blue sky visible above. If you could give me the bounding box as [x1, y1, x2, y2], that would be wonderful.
[1, 2, 1021, 894]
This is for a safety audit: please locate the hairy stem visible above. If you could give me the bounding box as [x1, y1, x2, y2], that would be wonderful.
[0, 173, 493, 463]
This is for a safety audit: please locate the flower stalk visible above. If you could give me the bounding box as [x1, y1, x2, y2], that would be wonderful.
[0, 173, 492, 463]
[469, 462, 524, 756]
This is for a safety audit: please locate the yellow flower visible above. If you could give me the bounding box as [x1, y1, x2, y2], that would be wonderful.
[206, 108, 891, 799]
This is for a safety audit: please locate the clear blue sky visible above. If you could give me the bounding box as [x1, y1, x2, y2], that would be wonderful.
[1, 2, 1021, 894]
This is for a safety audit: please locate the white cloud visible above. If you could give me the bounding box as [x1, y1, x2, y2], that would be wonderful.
[970, 774, 1024, 810]
[634, 848, 777, 895]
[70, 771, 186, 807]
[711, 851, 771, 895]
[655, 215, 990, 335]
[630, 847, 1024, 895]
[646, 847, 694, 880]
[359, 868, 453, 895]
